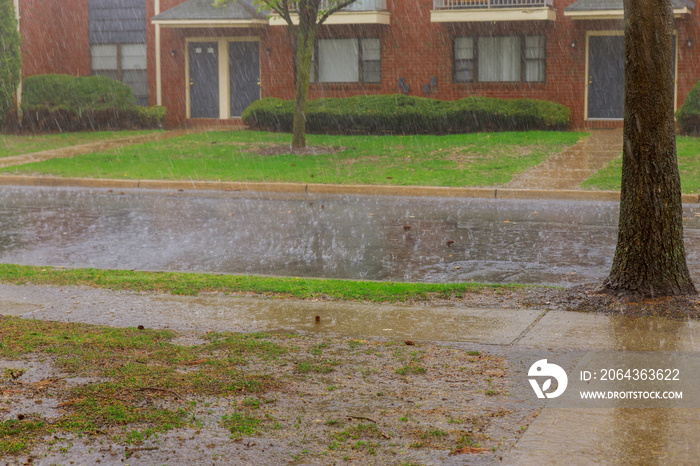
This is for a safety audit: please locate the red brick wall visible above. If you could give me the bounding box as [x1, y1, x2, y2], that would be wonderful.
[257, 0, 699, 129]
[17, 0, 700, 128]
[247, 0, 610, 129]
[18, 0, 90, 77]
[675, 7, 700, 116]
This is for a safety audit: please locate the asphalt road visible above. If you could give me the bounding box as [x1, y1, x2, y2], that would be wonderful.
[1, 186, 699, 286]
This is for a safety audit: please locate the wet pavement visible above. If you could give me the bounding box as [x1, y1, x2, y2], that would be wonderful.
[0, 130, 201, 169]
[0, 284, 542, 345]
[4, 284, 700, 464]
[507, 129, 623, 190]
[1, 186, 700, 286]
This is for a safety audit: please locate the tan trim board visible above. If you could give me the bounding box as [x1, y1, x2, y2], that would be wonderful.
[14, 0, 21, 110]
[218, 39, 230, 120]
[565, 7, 690, 19]
[156, 24, 162, 106]
[186, 36, 260, 42]
[155, 1, 162, 106]
[430, 8, 556, 23]
[153, 19, 268, 28]
[269, 11, 390, 26]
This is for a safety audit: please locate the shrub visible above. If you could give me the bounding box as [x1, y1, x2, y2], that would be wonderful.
[242, 94, 570, 134]
[4, 74, 165, 132]
[22, 74, 136, 112]
[0, 0, 22, 121]
[677, 80, 700, 135]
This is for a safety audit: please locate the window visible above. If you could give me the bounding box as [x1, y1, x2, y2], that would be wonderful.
[310, 38, 381, 84]
[91, 43, 148, 105]
[454, 37, 474, 83]
[361, 38, 381, 83]
[453, 35, 546, 84]
[479, 36, 521, 82]
[525, 36, 546, 82]
[319, 39, 359, 82]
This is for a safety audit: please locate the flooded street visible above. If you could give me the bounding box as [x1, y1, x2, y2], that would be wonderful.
[1, 185, 699, 286]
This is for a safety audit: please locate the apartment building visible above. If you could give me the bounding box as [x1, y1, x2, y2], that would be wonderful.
[15, 0, 700, 128]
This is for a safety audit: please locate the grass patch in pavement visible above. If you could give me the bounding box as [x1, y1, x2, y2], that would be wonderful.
[0, 130, 161, 158]
[0, 264, 527, 303]
[581, 135, 700, 193]
[0, 315, 287, 455]
[0, 130, 583, 187]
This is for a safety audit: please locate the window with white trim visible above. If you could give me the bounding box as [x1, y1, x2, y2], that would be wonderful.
[91, 43, 148, 105]
[310, 38, 381, 84]
[454, 35, 546, 84]
[524, 36, 546, 83]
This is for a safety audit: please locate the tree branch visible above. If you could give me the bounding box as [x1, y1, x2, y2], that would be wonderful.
[318, 0, 357, 25]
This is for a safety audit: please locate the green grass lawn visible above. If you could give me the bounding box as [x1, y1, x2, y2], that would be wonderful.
[581, 136, 700, 193]
[0, 130, 162, 158]
[0, 264, 528, 302]
[0, 130, 583, 187]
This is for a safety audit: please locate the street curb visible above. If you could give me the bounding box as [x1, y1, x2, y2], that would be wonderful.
[0, 175, 699, 203]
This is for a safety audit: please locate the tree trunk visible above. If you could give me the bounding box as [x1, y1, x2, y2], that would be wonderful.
[603, 0, 697, 297]
[292, 24, 315, 149]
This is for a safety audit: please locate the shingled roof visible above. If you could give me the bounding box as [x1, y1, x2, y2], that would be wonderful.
[152, 0, 268, 23]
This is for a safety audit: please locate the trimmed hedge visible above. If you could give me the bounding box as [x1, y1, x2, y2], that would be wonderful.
[3, 74, 165, 132]
[677, 80, 700, 135]
[242, 94, 571, 134]
[22, 74, 136, 111]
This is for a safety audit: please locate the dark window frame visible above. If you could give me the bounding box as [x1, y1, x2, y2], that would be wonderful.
[453, 35, 546, 84]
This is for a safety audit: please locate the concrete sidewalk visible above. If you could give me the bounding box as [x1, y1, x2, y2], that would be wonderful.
[2, 283, 700, 464]
[507, 128, 623, 190]
[0, 129, 201, 169]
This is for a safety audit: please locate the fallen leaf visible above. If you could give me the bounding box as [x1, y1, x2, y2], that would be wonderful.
[450, 446, 489, 455]
[185, 359, 208, 366]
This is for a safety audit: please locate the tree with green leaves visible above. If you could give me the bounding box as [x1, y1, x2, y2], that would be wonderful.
[219, 0, 358, 148]
[0, 0, 22, 124]
[603, 0, 696, 298]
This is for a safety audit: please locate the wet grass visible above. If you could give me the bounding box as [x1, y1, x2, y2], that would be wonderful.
[0, 130, 161, 158]
[581, 135, 700, 193]
[0, 264, 529, 303]
[0, 316, 516, 462]
[0, 315, 287, 454]
[0, 130, 583, 187]
[221, 412, 265, 439]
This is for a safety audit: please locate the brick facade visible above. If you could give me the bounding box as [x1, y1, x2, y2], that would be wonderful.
[16, 0, 700, 129]
[18, 0, 90, 77]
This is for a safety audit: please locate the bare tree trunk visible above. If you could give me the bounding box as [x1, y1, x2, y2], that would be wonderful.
[604, 0, 697, 297]
[292, 24, 315, 149]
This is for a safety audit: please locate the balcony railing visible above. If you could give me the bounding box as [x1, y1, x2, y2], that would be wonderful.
[433, 0, 552, 9]
[293, 0, 387, 11]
